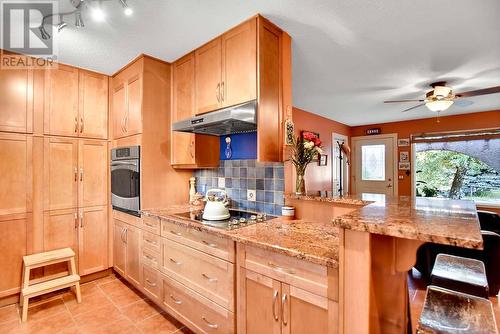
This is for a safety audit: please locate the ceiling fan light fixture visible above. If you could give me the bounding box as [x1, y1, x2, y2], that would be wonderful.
[425, 100, 454, 112]
[432, 85, 452, 98]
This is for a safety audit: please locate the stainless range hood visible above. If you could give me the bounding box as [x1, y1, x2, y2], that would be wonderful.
[172, 100, 257, 136]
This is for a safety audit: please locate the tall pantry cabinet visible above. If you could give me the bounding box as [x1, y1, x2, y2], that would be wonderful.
[0, 60, 110, 299]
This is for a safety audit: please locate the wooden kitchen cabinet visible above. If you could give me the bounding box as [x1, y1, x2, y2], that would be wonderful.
[195, 38, 223, 114]
[43, 209, 78, 253]
[0, 215, 27, 298]
[112, 83, 127, 139]
[79, 70, 108, 139]
[125, 224, 142, 287]
[0, 65, 33, 133]
[171, 53, 220, 168]
[113, 218, 127, 277]
[78, 140, 108, 207]
[78, 206, 108, 276]
[43, 137, 79, 211]
[124, 74, 142, 136]
[44, 64, 79, 137]
[0, 133, 32, 216]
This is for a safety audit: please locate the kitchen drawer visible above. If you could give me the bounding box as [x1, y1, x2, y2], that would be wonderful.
[161, 219, 235, 262]
[142, 231, 161, 254]
[161, 272, 235, 334]
[160, 238, 234, 311]
[142, 264, 161, 303]
[243, 245, 328, 297]
[142, 215, 161, 235]
[141, 246, 160, 270]
[113, 209, 142, 228]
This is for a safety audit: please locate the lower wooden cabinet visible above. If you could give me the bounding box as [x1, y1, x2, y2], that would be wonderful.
[0, 215, 27, 298]
[113, 216, 141, 288]
[78, 206, 108, 276]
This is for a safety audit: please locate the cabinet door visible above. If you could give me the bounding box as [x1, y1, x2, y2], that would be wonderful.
[44, 64, 79, 136]
[195, 38, 222, 114]
[79, 140, 107, 207]
[78, 206, 108, 276]
[172, 53, 196, 165]
[281, 284, 330, 334]
[79, 70, 108, 139]
[239, 268, 281, 334]
[125, 74, 142, 136]
[222, 18, 257, 107]
[0, 215, 27, 297]
[0, 65, 33, 133]
[112, 82, 126, 139]
[113, 219, 126, 277]
[43, 137, 78, 211]
[43, 209, 78, 252]
[125, 224, 141, 287]
[0, 133, 31, 216]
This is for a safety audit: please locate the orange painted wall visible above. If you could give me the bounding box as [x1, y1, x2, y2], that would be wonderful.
[290, 107, 351, 191]
[350, 110, 500, 196]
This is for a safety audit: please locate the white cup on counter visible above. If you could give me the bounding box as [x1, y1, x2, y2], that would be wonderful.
[281, 206, 295, 220]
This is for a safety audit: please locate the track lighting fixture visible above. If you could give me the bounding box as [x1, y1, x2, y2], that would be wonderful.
[75, 11, 85, 27]
[39, 25, 51, 40]
[57, 14, 68, 32]
[119, 0, 133, 16]
[91, 1, 106, 22]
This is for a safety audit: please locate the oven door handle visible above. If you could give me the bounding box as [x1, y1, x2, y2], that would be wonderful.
[111, 161, 138, 167]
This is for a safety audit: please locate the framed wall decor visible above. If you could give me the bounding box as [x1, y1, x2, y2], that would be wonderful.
[398, 138, 410, 146]
[399, 162, 411, 170]
[319, 154, 328, 166]
[399, 151, 409, 162]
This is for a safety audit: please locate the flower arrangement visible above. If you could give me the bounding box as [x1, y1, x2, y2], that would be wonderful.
[290, 131, 323, 194]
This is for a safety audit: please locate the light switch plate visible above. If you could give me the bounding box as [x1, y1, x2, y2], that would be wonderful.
[247, 189, 256, 202]
[218, 177, 225, 188]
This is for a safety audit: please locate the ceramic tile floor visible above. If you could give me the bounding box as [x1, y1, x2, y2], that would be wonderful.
[408, 269, 500, 333]
[0, 273, 192, 334]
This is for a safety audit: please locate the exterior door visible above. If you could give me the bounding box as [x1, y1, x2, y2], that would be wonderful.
[125, 224, 141, 287]
[125, 75, 142, 136]
[79, 140, 108, 207]
[0, 65, 33, 133]
[113, 219, 126, 277]
[172, 53, 196, 165]
[44, 64, 79, 136]
[195, 38, 222, 114]
[44, 137, 78, 211]
[78, 206, 108, 275]
[79, 70, 108, 139]
[239, 268, 281, 334]
[352, 135, 396, 195]
[222, 18, 257, 107]
[112, 83, 126, 139]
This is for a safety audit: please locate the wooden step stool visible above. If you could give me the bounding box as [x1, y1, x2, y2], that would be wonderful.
[20, 248, 81, 322]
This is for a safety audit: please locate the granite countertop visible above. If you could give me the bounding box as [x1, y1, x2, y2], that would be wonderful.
[332, 195, 483, 249]
[142, 206, 340, 268]
[284, 191, 372, 206]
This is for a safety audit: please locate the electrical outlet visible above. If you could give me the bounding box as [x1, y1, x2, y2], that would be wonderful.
[218, 177, 225, 188]
[247, 189, 256, 202]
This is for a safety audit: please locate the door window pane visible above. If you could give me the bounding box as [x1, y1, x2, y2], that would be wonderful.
[362, 145, 385, 181]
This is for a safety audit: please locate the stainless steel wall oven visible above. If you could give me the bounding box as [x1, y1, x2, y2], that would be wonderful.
[111, 146, 140, 216]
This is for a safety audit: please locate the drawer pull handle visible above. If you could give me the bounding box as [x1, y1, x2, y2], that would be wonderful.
[144, 222, 156, 228]
[201, 273, 218, 283]
[169, 294, 182, 305]
[202, 316, 219, 329]
[169, 258, 182, 265]
[268, 262, 296, 275]
[272, 290, 279, 321]
[170, 230, 182, 236]
[145, 279, 156, 287]
[202, 240, 217, 248]
[143, 254, 155, 261]
[145, 238, 157, 245]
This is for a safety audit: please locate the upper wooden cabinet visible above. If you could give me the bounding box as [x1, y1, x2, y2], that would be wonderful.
[195, 38, 223, 114]
[79, 70, 108, 139]
[44, 65, 79, 137]
[0, 66, 33, 133]
[45, 65, 108, 139]
[171, 53, 219, 168]
[79, 140, 108, 208]
[111, 61, 143, 139]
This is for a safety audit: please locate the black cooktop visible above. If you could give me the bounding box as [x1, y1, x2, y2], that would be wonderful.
[174, 209, 275, 230]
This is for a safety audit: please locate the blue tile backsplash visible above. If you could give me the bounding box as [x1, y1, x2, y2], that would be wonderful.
[194, 160, 284, 216]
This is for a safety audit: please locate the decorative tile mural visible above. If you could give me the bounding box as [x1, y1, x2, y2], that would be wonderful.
[193, 160, 284, 216]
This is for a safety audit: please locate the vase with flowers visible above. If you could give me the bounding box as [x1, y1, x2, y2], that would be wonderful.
[290, 132, 323, 195]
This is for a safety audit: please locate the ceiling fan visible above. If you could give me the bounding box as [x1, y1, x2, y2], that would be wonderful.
[384, 82, 500, 113]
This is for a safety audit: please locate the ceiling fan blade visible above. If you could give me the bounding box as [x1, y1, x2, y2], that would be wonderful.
[384, 99, 425, 103]
[454, 99, 474, 107]
[402, 103, 425, 112]
[455, 86, 500, 98]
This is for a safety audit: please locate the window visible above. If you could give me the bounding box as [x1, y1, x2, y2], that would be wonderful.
[415, 138, 500, 205]
[361, 144, 385, 181]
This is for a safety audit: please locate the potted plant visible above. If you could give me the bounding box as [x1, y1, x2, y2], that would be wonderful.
[290, 132, 323, 194]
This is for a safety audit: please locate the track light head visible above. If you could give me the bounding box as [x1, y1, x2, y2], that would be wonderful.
[57, 14, 67, 32]
[75, 11, 85, 28]
[119, 0, 133, 16]
[39, 25, 50, 40]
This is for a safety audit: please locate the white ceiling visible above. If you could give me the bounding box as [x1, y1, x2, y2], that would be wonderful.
[52, 0, 500, 126]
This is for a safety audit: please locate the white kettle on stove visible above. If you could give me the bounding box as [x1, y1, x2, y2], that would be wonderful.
[202, 189, 230, 220]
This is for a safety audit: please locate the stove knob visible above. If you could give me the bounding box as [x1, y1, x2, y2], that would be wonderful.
[239, 217, 247, 224]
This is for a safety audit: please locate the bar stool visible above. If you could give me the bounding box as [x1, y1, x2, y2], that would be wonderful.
[417, 285, 498, 334]
[431, 253, 489, 298]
